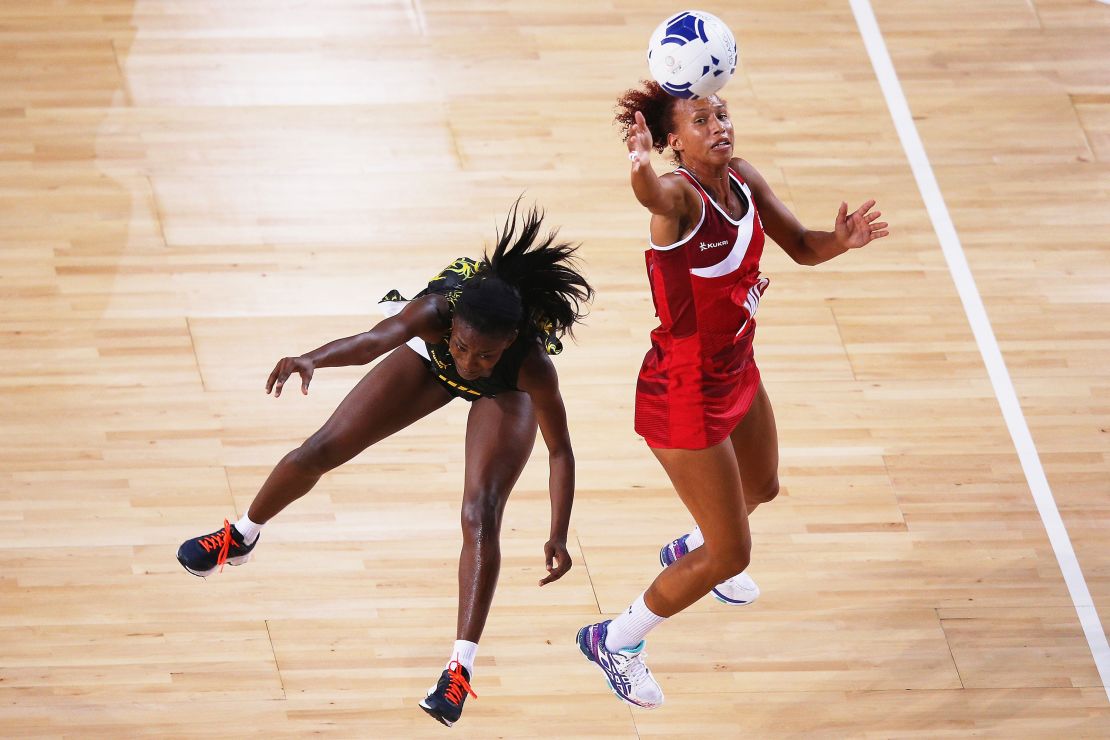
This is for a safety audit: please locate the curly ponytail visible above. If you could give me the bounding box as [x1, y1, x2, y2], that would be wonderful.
[615, 79, 681, 162]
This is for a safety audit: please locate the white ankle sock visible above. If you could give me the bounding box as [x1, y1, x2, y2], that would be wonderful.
[235, 513, 263, 545]
[604, 592, 666, 652]
[685, 525, 705, 550]
[448, 640, 478, 676]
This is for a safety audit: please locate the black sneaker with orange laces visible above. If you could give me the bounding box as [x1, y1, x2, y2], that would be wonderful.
[419, 661, 476, 727]
[176, 520, 258, 577]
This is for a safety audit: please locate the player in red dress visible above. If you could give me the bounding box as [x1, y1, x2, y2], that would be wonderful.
[635, 163, 769, 451]
[577, 81, 889, 709]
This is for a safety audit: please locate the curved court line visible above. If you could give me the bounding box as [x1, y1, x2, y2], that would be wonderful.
[850, 0, 1110, 702]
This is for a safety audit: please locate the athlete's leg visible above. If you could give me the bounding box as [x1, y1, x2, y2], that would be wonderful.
[664, 380, 780, 556]
[577, 440, 745, 708]
[643, 441, 750, 617]
[730, 381, 780, 513]
[422, 389, 535, 732]
[657, 383, 778, 603]
[455, 391, 537, 643]
[247, 347, 453, 522]
[421, 390, 533, 729]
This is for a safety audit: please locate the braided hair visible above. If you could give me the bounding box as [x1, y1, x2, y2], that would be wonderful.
[455, 199, 593, 344]
[614, 79, 683, 164]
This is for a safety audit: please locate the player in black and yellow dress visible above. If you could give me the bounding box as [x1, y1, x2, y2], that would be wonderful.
[378, 254, 567, 402]
[176, 201, 592, 727]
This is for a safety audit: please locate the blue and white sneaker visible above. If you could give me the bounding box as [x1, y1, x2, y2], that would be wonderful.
[659, 534, 761, 606]
[576, 620, 663, 709]
[659, 534, 692, 568]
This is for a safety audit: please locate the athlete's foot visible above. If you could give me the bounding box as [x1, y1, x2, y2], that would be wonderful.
[659, 534, 760, 606]
[658, 534, 691, 567]
[176, 520, 258, 577]
[710, 570, 760, 605]
[419, 661, 476, 727]
[576, 620, 663, 709]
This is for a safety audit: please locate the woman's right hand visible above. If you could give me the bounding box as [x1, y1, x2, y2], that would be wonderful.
[627, 110, 654, 168]
[266, 356, 315, 397]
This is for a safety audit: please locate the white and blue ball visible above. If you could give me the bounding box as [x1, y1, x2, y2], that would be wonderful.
[647, 10, 737, 100]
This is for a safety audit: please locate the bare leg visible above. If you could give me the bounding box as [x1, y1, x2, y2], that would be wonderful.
[674, 381, 781, 547]
[731, 381, 781, 514]
[247, 348, 452, 522]
[455, 392, 537, 642]
[642, 440, 750, 617]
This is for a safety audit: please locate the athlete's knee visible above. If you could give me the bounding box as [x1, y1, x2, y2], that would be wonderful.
[460, 489, 507, 539]
[288, 432, 350, 474]
[750, 476, 780, 506]
[705, 537, 751, 580]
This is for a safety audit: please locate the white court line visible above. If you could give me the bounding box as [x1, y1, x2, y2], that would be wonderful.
[850, 0, 1110, 703]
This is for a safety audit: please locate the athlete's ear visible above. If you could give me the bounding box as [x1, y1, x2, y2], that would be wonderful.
[504, 328, 519, 347]
[668, 132, 682, 154]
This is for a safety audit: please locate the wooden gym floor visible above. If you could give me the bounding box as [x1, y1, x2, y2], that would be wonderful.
[1, 0, 1108, 737]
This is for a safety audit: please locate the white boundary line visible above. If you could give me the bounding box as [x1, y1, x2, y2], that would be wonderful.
[849, 0, 1110, 702]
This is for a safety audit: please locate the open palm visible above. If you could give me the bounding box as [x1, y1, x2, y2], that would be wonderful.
[835, 200, 889, 249]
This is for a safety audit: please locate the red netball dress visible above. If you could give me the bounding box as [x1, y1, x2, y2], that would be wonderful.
[635, 166, 770, 450]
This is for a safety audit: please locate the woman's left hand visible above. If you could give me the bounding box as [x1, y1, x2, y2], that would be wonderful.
[539, 538, 572, 586]
[835, 199, 889, 250]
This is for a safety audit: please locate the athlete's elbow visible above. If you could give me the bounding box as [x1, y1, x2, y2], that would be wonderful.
[787, 240, 821, 266]
[634, 193, 664, 213]
[791, 250, 820, 266]
[354, 336, 387, 365]
[631, 188, 667, 214]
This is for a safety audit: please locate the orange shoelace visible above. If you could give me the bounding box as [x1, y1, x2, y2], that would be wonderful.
[197, 519, 234, 572]
[443, 660, 477, 706]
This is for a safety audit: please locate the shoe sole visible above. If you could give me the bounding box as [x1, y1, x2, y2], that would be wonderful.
[712, 587, 758, 606]
[177, 553, 251, 578]
[576, 625, 592, 660]
[575, 626, 660, 710]
[418, 700, 454, 727]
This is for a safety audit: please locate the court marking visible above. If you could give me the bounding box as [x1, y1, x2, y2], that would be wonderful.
[849, 0, 1110, 702]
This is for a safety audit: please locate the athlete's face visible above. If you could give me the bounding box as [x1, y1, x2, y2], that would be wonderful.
[449, 318, 517, 381]
[668, 96, 733, 164]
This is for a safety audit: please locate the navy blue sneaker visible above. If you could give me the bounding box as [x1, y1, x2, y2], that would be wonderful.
[576, 620, 663, 709]
[419, 661, 476, 727]
[176, 520, 257, 577]
[659, 533, 760, 606]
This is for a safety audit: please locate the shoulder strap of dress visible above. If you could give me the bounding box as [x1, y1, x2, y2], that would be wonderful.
[673, 167, 709, 201]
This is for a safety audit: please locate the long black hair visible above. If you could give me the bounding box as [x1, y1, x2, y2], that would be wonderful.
[455, 198, 593, 341]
